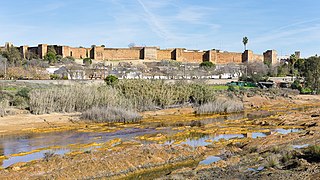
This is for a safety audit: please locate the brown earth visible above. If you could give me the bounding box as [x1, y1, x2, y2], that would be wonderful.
[0, 112, 81, 136]
[0, 144, 204, 180]
[159, 101, 320, 180]
[1, 94, 319, 137]
[1, 94, 320, 179]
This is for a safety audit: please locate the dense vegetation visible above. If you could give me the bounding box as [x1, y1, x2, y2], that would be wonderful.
[28, 80, 216, 113]
[26, 80, 219, 122]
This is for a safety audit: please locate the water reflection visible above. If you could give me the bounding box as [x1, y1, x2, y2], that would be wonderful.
[275, 129, 301, 134]
[292, 144, 309, 149]
[2, 149, 69, 168]
[0, 128, 170, 168]
[0, 103, 306, 169]
[165, 129, 301, 147]
[199, 156, 221, 165]
[166, 134, 245, 147]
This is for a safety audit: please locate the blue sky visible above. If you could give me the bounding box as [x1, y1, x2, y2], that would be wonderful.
[0, 0, 319, 57]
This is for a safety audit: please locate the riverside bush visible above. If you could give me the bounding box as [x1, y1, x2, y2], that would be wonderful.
[81, 106, 142, 123]
[195, 97, 244, 115]
[0, 99, 9, 117]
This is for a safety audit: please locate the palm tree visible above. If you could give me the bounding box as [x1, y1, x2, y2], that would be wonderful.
[242, 37, 248, 51]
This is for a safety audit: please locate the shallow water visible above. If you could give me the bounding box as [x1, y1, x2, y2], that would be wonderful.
[292, 144, 309, 149]
[199, 156, 222, 165]
[0, 128, 171, 168]
[275, 128, 301, 134]
[0, 106, 307, 168]
[165, 128, 301, 147]
[2, 149, 69, 168]
[248, 166, 265, 172]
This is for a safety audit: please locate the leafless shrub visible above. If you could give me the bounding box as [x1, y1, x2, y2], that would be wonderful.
[43, 151, 55, 162]
[81, 106, 142, 123]
[195, 97, 244, 115]
[0, 99, 9, 117]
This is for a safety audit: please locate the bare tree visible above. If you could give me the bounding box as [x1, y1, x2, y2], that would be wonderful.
[244, 62, 269, 82]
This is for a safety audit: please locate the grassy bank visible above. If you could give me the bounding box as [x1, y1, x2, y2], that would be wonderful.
[25, 80, 222, 122]
[1, 80, 299, 123]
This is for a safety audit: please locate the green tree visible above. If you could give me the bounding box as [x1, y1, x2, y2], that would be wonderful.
[200, 61, 215, 69]
[44, 52, 57, 64]
[1, 46, 22, 65]
[16, 88, 31, 99]
[44, 46, 57, 64]
[294, 58, 305, 77]
[83, 58, 92, 66]
[276, 63, 290, 77]
[242, 37, 248, 51]
[104, 75, 119, 86]
[304, 56, 320, 94]
[47, 46, 57, 55]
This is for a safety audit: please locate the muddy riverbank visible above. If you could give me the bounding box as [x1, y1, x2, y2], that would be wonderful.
[0, 94, 320, 179]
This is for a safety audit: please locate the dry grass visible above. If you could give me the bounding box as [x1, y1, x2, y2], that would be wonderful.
[116, 80, 216, 111]
[265, 155, 280, 168]
[81, 106, 142, 123]
[29, 85, 130, 114]
[29, 80, 216, 114]
[0, 99, 9, 117]
[195, 97, 244, 115]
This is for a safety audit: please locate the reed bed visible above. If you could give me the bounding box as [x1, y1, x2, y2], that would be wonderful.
[115, 80, 215, 111]
[195, 97, 244, 115]
[29, 80, 218, 123]
[81, 106, 142, 123]
[29, 85, 130, 114]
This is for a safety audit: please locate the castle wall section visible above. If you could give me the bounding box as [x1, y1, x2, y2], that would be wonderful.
[69, 47, 89, 59]
[37, 44, 48, 59]
[19, 46, 28, 59]
[28, 47, 38, 55]
[8, 43, 274, 65]
[143, 47, 157, 60]
[62, 46, 70, 58]
[157, 49, 174, 60]
[263, 50, 278, 65]
[102, 48, 141, 60]
[211, 50, 242, 64]
[176, 49, 205, 63]
[253, 54, 264, 62]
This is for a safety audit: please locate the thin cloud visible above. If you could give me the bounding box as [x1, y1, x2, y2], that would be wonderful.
[275, 18, 320, 31]
[254, 23, 320, 44]
[136, 0, 176, 40]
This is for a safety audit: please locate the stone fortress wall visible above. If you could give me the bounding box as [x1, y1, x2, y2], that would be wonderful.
[2, 42, 278, 65]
